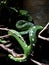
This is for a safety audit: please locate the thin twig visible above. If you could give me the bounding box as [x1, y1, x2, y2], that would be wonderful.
[38, 22, 49, 41]
[0, 34, 11, 38]
[31, 58, 42, 65]
[0, 44, 24, 58]
[0, 28, 24, 57]
[0, 28, 10, 38]
[31, 54, 33, 56]
[0, 28, 9, 31]
[31, 58, 49, 65]
[5, 43, 12, 47]
[42, 64, 49, 65]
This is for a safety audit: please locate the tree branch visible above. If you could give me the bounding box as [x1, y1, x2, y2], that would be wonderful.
[0, 34, 11, 39]
[0, 28, 10, 38]
[0, 44, 24, 58]
[38, 22, 49, 41]
[30, 58, 49, 65]
[0, 28, 9, 31]
[5, 43, 12, 47]
[31, 58, 42, 65]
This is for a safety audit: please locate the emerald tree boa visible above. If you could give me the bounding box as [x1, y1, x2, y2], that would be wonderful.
[0, 20, 43, 62]
[0, 1, 43, 62]
[8, 21, 43, 62]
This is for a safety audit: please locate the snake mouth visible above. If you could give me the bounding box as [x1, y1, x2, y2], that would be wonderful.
[8, 54, 26, 62]
[15, 54, 24, 58]
[9, 53, 25, 58]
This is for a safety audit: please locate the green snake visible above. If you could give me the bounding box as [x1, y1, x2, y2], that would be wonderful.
[8, 26, 43, 62]
[0, 0, 43, 62]
[0, 20, 43, 62]
[16, 20, 34, 35]
[8, 20, 43, 62]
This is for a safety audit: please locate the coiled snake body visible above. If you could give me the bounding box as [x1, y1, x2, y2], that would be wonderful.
[8, 20, 43, 62]
[0, 0, 43, 62]
[0, 20, 43, 62]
